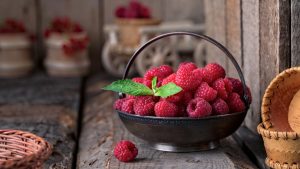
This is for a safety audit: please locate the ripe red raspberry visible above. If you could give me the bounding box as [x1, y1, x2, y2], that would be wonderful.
[164, 91, 183, 103]
[132, 77, 144, 84]
[154, 100, 178, 117]
[205, 63, 226, 82]
[212, 78, 229, 100]
[187, 98, 212, 118]
[144, 65, 173, 82]
[182, 91, 193, 105]
[114, 98, 127, 111]
[227, 93, 246, 113]
[228, 77, 252, 103]
[143, 79, 152, 88]
[162, 73, 176, 86]
[175, 65, 200, 91]
[122, 99, 135, 114]
[212, 98, 229, 115]
[114, 140, 138, 162]
[115, 6, 126, 18]
[195, 82, 217, 102]
[133, 96, 155, 116]
[178, 62, 197, 72]
[139, 5, 151, 18]
[223, 78, 233, 93]
[126, 95, 136, 99]
[193, 68, 213, 84]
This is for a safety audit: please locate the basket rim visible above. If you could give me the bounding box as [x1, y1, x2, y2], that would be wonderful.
[266, 157, 300, 169]
[257, 123, 299, 140]
[261, 67, 300, 129]
[0, 129, 52, 168]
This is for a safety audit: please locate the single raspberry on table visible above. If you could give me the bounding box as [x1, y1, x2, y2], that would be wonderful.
[212, 78, 230, 100]
[121, 99, 135, 114]
[114, 140, 138, 162]
[175, 65, 200, 91]
[212, 98, 229, 115]
[114, 98, 127, 111]
[154, 100, 179, 117]
[162, 73, 176, 86]
[227, 93, 246, 113]
[132, 77, 144, 84]
[193, 68, 213, 84]
[133, 96, 155, 116]
[205, 63, 226, 82]
[187, 98, 212, 118]
[194, 82, 217, 102]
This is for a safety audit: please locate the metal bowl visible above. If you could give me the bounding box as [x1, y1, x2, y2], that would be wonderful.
[117, 110, 247, 152]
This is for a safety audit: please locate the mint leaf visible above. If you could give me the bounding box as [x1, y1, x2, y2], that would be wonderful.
[103, 79, 153, 96]
[152, 76, 157, 92]
[154, 82, 182, 98]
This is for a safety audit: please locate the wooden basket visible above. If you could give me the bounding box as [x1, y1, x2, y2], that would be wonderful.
[258, 67, 300, 169]
[116, 18, 160, 47]
[0, 130, 52, 169]
[0, 34, 33, 78]
[44, 33, 90, 77]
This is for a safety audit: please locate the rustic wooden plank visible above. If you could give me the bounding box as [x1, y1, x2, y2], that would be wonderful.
[242, 0, 261, 133]
[162, 0, 204, 23]
[291, 0, 300, 66]
[259, 0, 291, 100]
[104, 0, 163, 24]
[77, 76, 257, 169]
[40, 0, 102, 72]
[203, 0, 228, 70]
[0, 73, 82, 168]
[225, 0, 242, 78]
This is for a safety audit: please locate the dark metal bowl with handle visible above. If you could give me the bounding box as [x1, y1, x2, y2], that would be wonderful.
[117, 32, 250, 152]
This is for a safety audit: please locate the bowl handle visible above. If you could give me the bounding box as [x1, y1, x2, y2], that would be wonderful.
[120, 32, 250, 109]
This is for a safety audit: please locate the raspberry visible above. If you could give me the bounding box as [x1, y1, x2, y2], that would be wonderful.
[126, 95, 136, 99]
[114, 140, 138, 162]
[164, 91, 183, 103]
[139, 6, 151, 18]
[143, 79, 152, 88]
[178, 62, 197, 72]
[132, 77, 144, 84]
[212, 98, 229, 115]
[205, 63, 226, 82]
[114, 98, 127, 111]
[144, 65, 173, 82]
[182, 91, 193, 105]
[133, 96, 155, 116]
[122, 99, 135, 114]
[223, 78, 233, 93]
[187, 98, 212, 118]
[175, 65, 200, 91]
[162, 73, 176, 85]
[228, 77, 252, 103]
[195, 82, 217, 102]
[227, 93, 246, 113]
[212, 78, 229, 100]
[115, 6, 126, 18]
[193, 68, 213, 84]
[154, 100, 178, 117]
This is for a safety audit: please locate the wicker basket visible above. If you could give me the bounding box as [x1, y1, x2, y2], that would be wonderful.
[0, 130, 52, 169]
[258, 67, 300, 169]
[0, 34, 33, 78]
[116, 18, 160, 47]
[44, 33, 90, 77]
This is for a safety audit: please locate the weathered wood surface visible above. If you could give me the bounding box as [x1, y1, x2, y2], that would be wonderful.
[241, 0, 261, 134]
[0, 73, 82, 169]
[259, 0, 291, 98]
[291, 0, 300, 66]
[203, 0, 228, 69]
[77, 76, 257, 169]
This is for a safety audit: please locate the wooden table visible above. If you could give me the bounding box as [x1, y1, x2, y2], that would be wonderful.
[0, 73, 262, 169]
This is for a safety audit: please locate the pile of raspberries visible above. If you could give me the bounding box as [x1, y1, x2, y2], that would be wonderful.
[114, 62, 251, 118]
[0, 19, 26, 33]
[115, 0, 151, 19]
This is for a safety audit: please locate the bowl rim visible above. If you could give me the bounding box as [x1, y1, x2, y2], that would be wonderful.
[117, 110, 247, 121]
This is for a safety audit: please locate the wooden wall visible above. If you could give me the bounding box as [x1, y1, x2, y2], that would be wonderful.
[204, 0, 299, 133]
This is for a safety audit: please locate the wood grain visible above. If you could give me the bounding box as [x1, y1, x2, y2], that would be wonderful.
[291, 0, 300, 66]
[225, 0, 242, 78]
[0, 73, 82, 168]
[203, 0, 228, 69]
[77, 75, 257, 169]
[259, 0, 291, 101]
[40, 0, 102, 72]
[241, 0, 261, 133]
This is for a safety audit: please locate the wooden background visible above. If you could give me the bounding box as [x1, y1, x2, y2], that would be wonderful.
[0, 0, 299, 134]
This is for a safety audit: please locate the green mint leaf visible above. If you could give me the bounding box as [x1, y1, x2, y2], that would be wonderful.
[152, 76, 157, 92]
[154, 82, 182, 98]
[103, 79, 153, 96]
